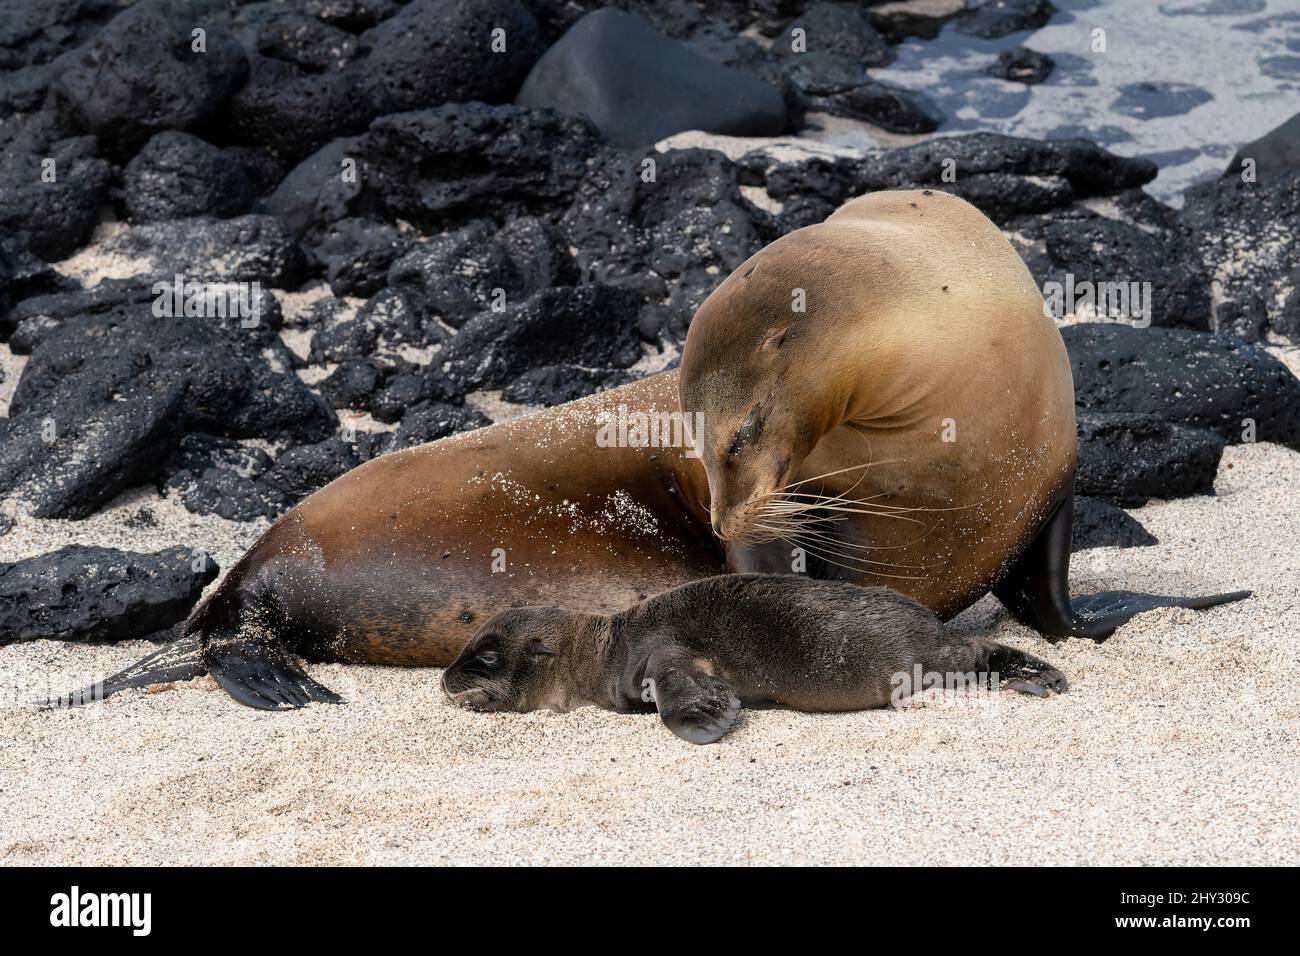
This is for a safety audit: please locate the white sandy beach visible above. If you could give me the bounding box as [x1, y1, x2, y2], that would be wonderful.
[2, 434, 1297, 866]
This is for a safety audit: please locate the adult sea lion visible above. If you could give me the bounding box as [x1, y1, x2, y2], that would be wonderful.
[72, 189, 1245, 710]
[441, 573, 1068, 744]
[677, 189, 1247, 633]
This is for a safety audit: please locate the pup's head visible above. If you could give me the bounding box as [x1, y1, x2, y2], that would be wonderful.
[440, 607, 576, 712]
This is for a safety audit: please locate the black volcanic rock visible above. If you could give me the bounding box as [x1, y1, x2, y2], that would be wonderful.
[92, 215, 302, 287]
[955, 0, 1056, 39]
[362, 0, 545, 116]
[1020, 208, 1211, 331]
[306, 292, 428, 364]
[5, 278, 283, 350]
[683, 21, 806, 132]
[0, 112, 112, 260]
[502, 364, 636, 406]
[354, 287, 425, 345]
[1064, 323, 1300, 451]
[258, 136, 365, 240]
[303, 0, 399, 32]
[1075, 412, 1224, 507]
[306, 217, 413, 297]
[1182, 171, 1300, 342]
[225, 54, 371, 163]
[757, 134, 1158, 230]
[262, 437, 364, 503]
[429, 285, 644, 400]
[358, 104, 603, 230]
[517, 9, 786, 148]
[0, 0, 121, 71]
[0, 235, 68, 308]
[162, 432, 285, 521]
[379, 401, 491, 453]
[388, 218, 575, 329]
[1227, 110, 1300, 183]
[560, 147, 766, 338]
[867, 0, 965, 41]
[54, 0, 248, 151]
[1071, 495, 1157, 551]
[11, 308, 335, 444]
[987, 47, 1054, 84]
[820, 80, 944, 133]
[780, 2, 895, 69]
[0, 62, 57, 118]
[318, 357, 385, 410]
[3, 280, 162, 346]
[123, 131, 253, 223]
[229, 3, 360, 74]
[165, 433, 373, 519]
[0, 545, 218, 644]
[0, 362, 187, 519]
[369, 371, 436, 423]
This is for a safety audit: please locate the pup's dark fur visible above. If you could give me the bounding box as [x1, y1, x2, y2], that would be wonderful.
[442, 574, 1066, 744]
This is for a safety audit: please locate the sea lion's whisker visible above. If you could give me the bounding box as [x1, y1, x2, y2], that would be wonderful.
[752, 508, 925, 551]
[778, 458, 905, 491]
[762, 490, 893, 505]
[770, 528, 933, 571]
[769, 535, 930, 581]
[751, 522, 845, 548]
[783, 503, 928, 525]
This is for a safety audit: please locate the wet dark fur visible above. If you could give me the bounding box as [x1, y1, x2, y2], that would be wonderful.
[442, 574, 1067, 744]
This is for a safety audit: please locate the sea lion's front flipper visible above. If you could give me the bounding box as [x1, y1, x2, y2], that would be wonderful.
[994, 485, 1250, 641]
[980, 642, 1069, 697]
[40, 633, 209, 708]
[645, 651, 741, 745]
[205, 637, 342, 710]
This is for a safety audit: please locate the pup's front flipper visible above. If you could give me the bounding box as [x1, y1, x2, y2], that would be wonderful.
[645, 652, 741, 745]
[981, 643, 1068, 697]
[205, 637, 341, 710]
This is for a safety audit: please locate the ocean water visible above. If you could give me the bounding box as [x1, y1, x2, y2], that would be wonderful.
[867, 0, 1300, 205]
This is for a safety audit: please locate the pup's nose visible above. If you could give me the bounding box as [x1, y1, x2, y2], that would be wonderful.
[711, 518, 722, 537]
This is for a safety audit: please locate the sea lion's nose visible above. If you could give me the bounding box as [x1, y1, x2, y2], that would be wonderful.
[711, 519, 722, 537]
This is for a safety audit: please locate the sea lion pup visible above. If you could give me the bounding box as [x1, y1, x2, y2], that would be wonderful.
[441, 574, 1067, 744]
[678, 188, 1248, 636]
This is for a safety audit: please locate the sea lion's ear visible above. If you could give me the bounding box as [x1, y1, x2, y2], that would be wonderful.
[526, 639, 559, 657]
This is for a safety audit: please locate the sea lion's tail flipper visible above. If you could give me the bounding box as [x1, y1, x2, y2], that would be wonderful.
[645, 650, 742, 745]
[993, 486, 1251, 641]
[195, 583, 342, 710]
[41, 633, 208, 708]
[206, 637, 342, 710]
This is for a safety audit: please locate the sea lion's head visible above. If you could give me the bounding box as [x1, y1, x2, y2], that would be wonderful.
[680, 246, 846, 543]
[440, 607, 575, 712]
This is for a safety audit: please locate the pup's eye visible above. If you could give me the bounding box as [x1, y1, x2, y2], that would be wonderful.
[478, 651, 500, 668]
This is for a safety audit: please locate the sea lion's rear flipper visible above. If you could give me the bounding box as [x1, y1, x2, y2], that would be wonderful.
[41, 633, 208, 708]
[645, 651, 741, 745]
[994, 486, 1250, 641]
[206, 637, 342, 710]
